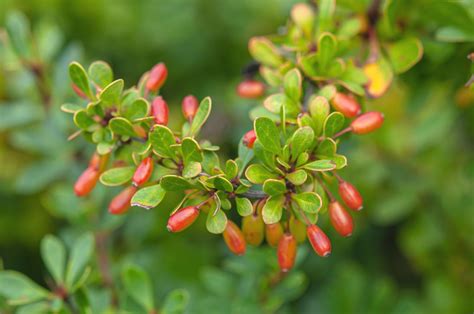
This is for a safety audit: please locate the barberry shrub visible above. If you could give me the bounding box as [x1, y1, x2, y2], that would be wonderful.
[62, 0, 421, 273]
[3, 0, 472, 313]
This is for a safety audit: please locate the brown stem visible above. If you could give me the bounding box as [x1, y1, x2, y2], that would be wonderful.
[315, 175, 335, 202]
[94, 231, 119, 308]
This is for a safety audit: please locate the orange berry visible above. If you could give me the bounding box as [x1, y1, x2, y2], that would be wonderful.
[277, 233, 297, 272]
[329, 201, 353, 237]
[151, 96, 169, 125]
[307, 224, 331, 257]
[331, 92, 361, 118]
[350, 111, 384, 134]
[265, 223, 284, 247]
[236, 80, 265, 98]
[74, 167, 100, 197]
[223, 221, 246, 255]
[167, 206, 200, 232]
[132, 157, 154, 187]
[146, 63, 168, 92]
[108, 186, 137, 215]
[182, 95, 199, 121]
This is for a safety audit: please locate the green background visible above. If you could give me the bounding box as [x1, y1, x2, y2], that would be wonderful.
[0, 0, 473, 313]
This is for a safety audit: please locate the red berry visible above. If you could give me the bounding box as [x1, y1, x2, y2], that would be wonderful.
[132, 157, 154, 187]
[307, 225, 331, 257]
[223, 220, 246, 255]
[242, 213, 264, 246]
[339, 181, 363, 211]
[182, 95, 199, 121]
[74, 167, 100, 197]
[236, 80, 265, 98]
[243, 130, 257, 148]
[167, 206, 199, 232]
[71, 83, 88, 99]
[108, 186, 137, 215]
[277, 233, 297, 272]
[151, 96, 169, 125]
[265, 223, 284, 247]
[331, 92, 361, 118]
[329, 201, 353, 237]
[350, 111, 384, 134]
[146, 63, 168, 92]
[89, 153, 109, 172]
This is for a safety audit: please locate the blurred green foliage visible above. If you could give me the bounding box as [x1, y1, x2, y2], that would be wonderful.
[0, 0, 473, 313]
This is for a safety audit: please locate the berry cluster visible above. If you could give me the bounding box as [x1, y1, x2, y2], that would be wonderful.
[66, 2, 390, 272]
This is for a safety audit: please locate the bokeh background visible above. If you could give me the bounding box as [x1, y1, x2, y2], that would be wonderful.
[0, 0, 473, 313]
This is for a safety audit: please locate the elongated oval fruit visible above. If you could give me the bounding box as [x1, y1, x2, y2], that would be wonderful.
[331, 92, 361, 118]
[146, 63, 168, 92]
[329, 201, 353, 237]
[89, 153, 109, 172]
[236, 80, 265, 98]
[108, 186, 137, 215]
[307, 224, 331, 257]
[350, 111, 384, 134]
[182, 95, 199, 121]
[167, 206, 199, 232]
[289, 215, 306, 243]
[223, 220, 246, 255]
[243, 130, 257, 148]
[74, 167, 100, 197]
[339, 181, 363, 211]
[132, 157, 154, 187]
[151, 96, 169, 125]
[265, 222, 284, 247]
[242, 214, 264, 246]
[277, 233, 297, 272]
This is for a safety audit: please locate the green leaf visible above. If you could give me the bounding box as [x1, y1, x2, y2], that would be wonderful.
[73, 110, 95, 130]
[150, 125, 176, 158]
[122, 98, 149, 121]
[109, 117, 136, 137]
[131, 184, 166, 209]
[292, 192, 322, 213]
[318, 0, 335, 33]
[235, 197, 253, 216]
[248, 37, 283, 67]
[245, 164, 278, 184]
[60, 103, 83, 114]
[0, 102, 44, 131]
[182, 161, 201, 178]
[253, 141, 276, 170]
[88, 61, 113, 88]
[206, 208, 227, 234]
[5, 11, 32, 58]
[224, 160, 238, 179]
[303, 159, 336, 171]
[284, 68, 303, 102]
[263, 179, 286, 196]
[189, 97, 212, 136]
[289, 126, 314, 160]
[317, 32, 337, 72]
[100, 79, 124, 105]
[386, 37, 423, 74]
[262, 195, 285, 224]
[160, 175, 192, 191]
[309, 96, 330, 136]
[16, 301, 50, 314]
[162, 289, 189, 314]
[214, 176, 233, 192]
[65, 232, 95, 289]
[100, 166, 135, 186]
[40, 235, 66, 284]
[181, 138, 203, 164]
[316, 138, 337, 156]
[122, 264, 154, 312]
[323, 112, 345, 137]
[287, 169, 307, 186]
[0, 271, 49, 305]
[263, 93, 300, 116]
[254, 117, 281, 154]
[69, 62, 92, 98]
